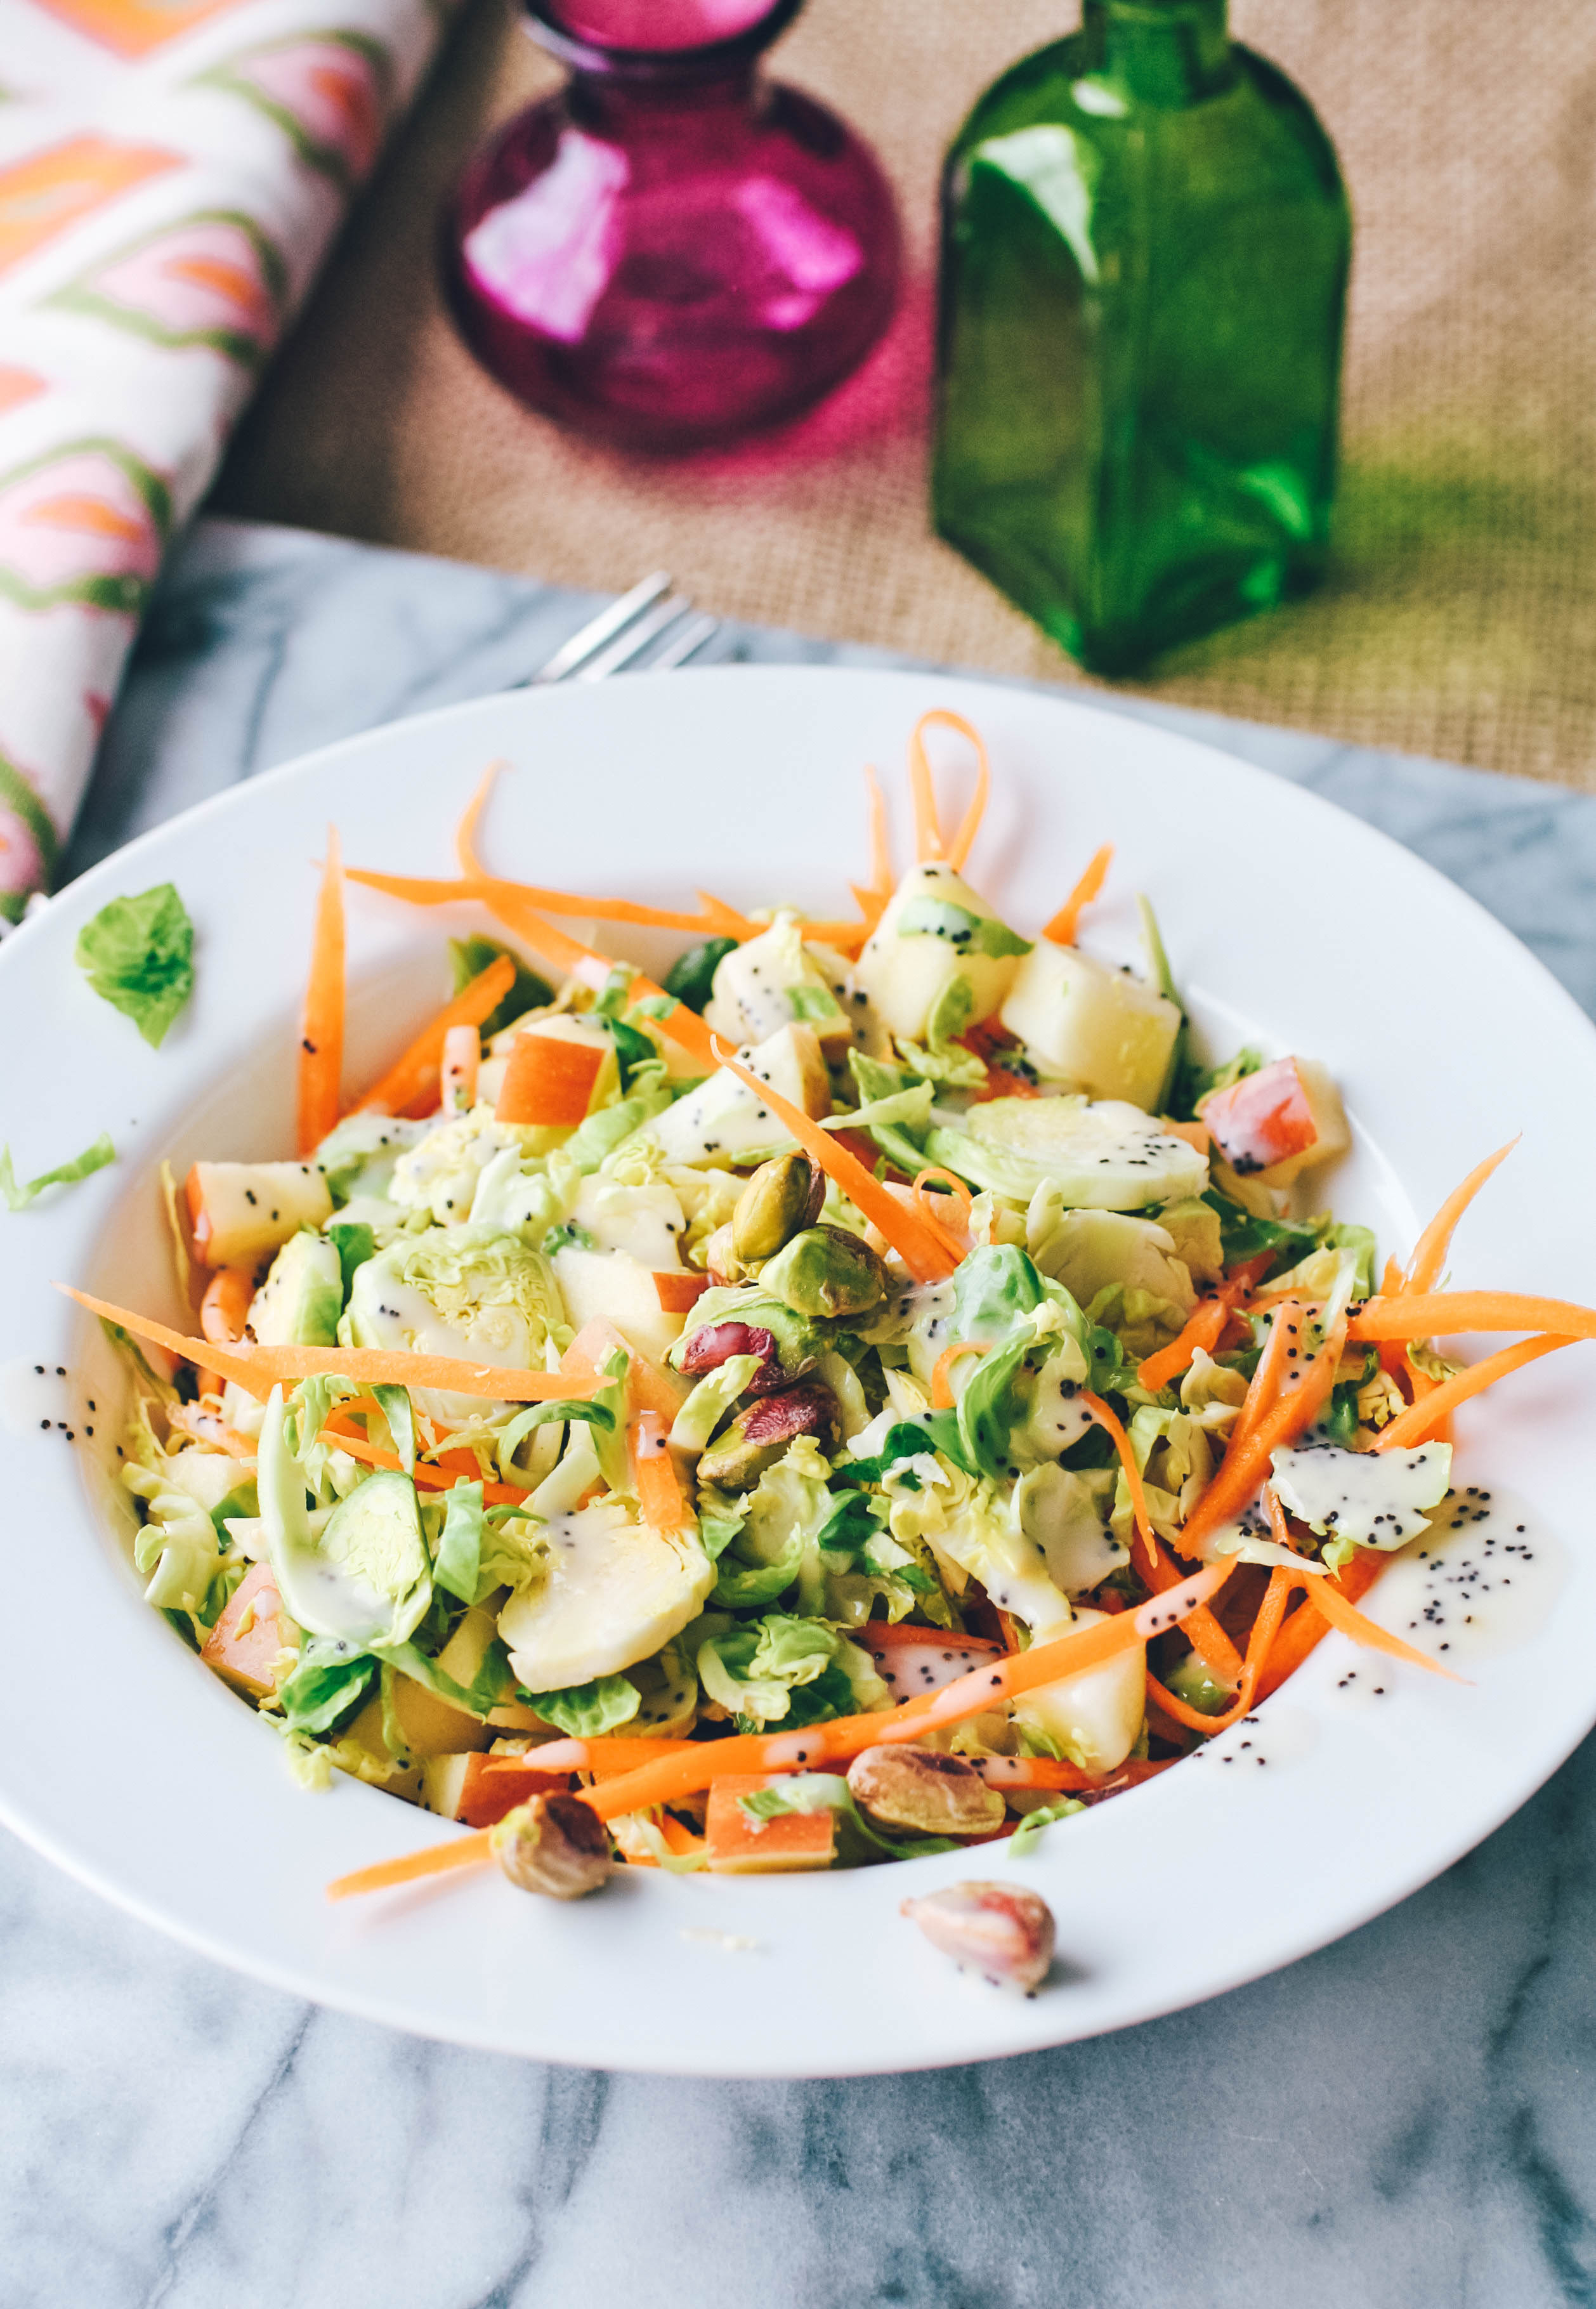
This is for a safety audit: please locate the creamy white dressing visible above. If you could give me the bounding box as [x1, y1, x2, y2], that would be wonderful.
[1185, 1701, 1319, 1773]
[0, 1356, 74, 1439]
[1366, 1484, 1566, 1665]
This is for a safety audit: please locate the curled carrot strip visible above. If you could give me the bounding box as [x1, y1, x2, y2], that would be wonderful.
[1403, 1139, 1519, 1296]
[908, 717, 944, 861]
[1043, 843, 1113, 946]
[1080, 1389, 1160, 1581]
[631, 1409, 688, 1533]
[930, 1340, 987, 1410]
[1373, 1332, 1576, 1451]
[864, 762, 891, 895]
[298, 827, 344, 1156]
[912, 1167, 972, 1260]
[1137, 1299, 1229, 1394]
[1147, 1560, 1298, 1736]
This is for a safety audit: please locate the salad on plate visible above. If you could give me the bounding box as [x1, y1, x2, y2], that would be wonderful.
[78, 713, 1591, 1925]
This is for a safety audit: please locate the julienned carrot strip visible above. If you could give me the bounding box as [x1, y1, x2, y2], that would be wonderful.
[864, 762, 891, 894]
[1309, 1576, 1469, 1683]
[1403, 1138, 1518, 1296]
[942, 716, 991, 871]
[849, 884, 888, 936]
[930, 1340, 988, 1410]
[1254, 1550, 1385, 1700]
[481, 1737, 700, 1776]
[908, 716, 945, 861]
[562, 1318, 683, 1425]
[1230, 1295, 1305, 1455]
[1373, 1333, 1576, 1451]
[1180, 1320, 1346, 1557]
[1137, 1299, 1228, 1392]
[1348, 1292, 1596, 1344]
[1080, 1390, 1158, 1580]
[631, 1409, 688, 1532]
[320, 1425, 532, 1506]
[298, 827, 344, 1156]
[1043, 843, 1114, 945]
[712, 1042, 957, 1285]
[1147, 1562, 1298, 1736]
[328, 1828, 495, 1901]
[59, 1285, 594, 1405]
[356, 955, 515, 1118]
[851, 1620, 1002, 1654]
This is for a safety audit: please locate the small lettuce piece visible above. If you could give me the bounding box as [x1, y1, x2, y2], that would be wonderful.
[370, 1383, 415, 1474]
[327, 1219, 377, 1297]
[277, 1637, 376, 1736]
[844, 1413, 975, 1484]
[664, 937, 737, 1015]
[344, 1224, 565, 1366]
[434, 1479, 483, 1606]
[895, 972, 987, 1088]
[699, 1511, 743, 1562]
[100, 1315, 177, 1404]
[0, 1129, 115, 1211]
[847, 1049, 934, 1177]
[567, 1069, 676, 1171]
[712, 1545, 802, 1610]
[697, 1613, 840, 1727]
[1007, 1796, 1084, 1857]
[450, 936, 551, 1038]
[1200, 1186, 1318, 1272]
[518, 1673, 640, 1736]
[895, 896, 1033, 959]
[950, 1243, 1046, 1338]
[669, 1354, 763, 1453]
[922, 1125, 1044, 1201]
[1135, 894, 1187, 1116]
[740, 1772, 963, 1862]
[497, 1395, 614, 1486]
[75, 883, 194, 1047]
[125, 1464, 228, 1619]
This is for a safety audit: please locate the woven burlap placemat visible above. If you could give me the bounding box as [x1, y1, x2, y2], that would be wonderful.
[213, 0, 1596, 788]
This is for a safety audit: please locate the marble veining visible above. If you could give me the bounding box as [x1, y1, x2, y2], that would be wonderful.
[6, 516, 1596, 2308]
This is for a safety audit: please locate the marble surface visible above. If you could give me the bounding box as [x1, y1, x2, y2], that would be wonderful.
[9, 516, 1596, 2308]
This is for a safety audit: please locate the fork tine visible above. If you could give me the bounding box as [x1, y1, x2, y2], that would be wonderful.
[574, 594, 695, 683]
[648, 612, 721, 672]
[528, 570, 674, 684]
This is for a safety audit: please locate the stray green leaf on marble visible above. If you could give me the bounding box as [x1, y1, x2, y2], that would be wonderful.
[75, 884, 195, 1047]
[0, 1130, 116, 1212]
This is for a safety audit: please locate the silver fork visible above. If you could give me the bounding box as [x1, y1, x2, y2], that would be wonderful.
[523, 571, 722, 685]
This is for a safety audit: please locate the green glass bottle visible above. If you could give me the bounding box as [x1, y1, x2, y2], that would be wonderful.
[932, 0, 1351, 675]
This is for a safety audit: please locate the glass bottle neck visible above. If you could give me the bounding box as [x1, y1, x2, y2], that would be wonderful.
[1081, 0, 1232, 105]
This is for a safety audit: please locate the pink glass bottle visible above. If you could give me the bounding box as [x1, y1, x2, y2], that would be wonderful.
[444, 0, 901, 452]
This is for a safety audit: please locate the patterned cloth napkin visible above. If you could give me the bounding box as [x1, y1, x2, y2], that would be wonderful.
[0, 0, 452, 924]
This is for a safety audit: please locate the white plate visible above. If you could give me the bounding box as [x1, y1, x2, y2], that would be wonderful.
[2, 666, 1592, 2078]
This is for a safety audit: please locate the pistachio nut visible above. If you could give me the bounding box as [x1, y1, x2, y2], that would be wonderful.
[678, 1318, 786, 1396]
[702, 1222, 748, 1288]
[900, 1880, 1056, 1992]
[491, 1791, 613, 1899]
[696, 1376, 840, 1491]
[759, 1224, 888, 1321]
[847, 1744, 1006, 1839]
[731, 1153, 825, 1266]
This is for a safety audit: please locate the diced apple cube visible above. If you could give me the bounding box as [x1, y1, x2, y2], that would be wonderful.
[1000, 943, 1180, 1111]
[650, 1024, 830, 1165]
[421, 1751, 572, 1827]
[1198, 1056, 1349, 1186]
[185, 1160, 333, 1269]
[705, 1776, 837, 1874]
[201, 1561, 287, 1699]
